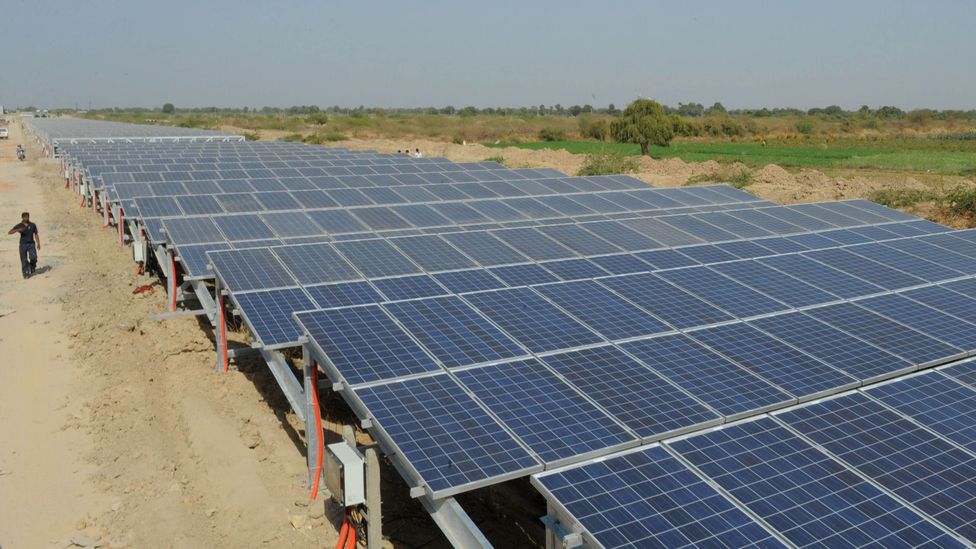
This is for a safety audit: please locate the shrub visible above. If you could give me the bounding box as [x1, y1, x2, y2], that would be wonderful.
[484, 155, 507, 166]
[322, 132, 348, 142]
[684, 173, 720, 185]
[868, 188, 937, 208]
[576, 151, 639, 176]
[579, 117, 609, 141]
[281, 133, 304, 142]
[538, 127, 566, 142]
[176, 116, 216, 129]
[944, 188, 976, 216]
[451, 135, 464, 145]
[795, 118, 815, 135]
[240, 131, 261, 141]
[726, 169, 755, 189]
[306, 112, 329, 125]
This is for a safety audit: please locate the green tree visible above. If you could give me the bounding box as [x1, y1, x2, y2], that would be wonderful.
[705, 102, 726, 115]
[568, 105, 583, 116]
[162, 103, 175, 114]
[607, 103, 617, 115]
[610, 98, 675, 155]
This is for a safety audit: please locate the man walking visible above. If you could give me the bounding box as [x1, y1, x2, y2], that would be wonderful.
[8, 212, 40, 278]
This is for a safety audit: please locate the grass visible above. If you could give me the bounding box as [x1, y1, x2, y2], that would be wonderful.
[867, 189, 939, 208]
[487, 139, 976, 176]
[576, 151, 638, 176]
[684, 169, 754, 189]
[483, 155, 507, 166]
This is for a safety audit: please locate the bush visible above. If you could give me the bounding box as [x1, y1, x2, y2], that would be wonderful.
[322, 132, 348, 142]
[306, 112, 329, 125]
[538, 127, 566, 142]
[795, 118, 815, 135]
[868, 188, 937, 208]
[451, 135, 464, 145]
[240, 131, 261, 141]
[944, 188, 976, 216]
[175, 116, 216, 129]
[484, 155, 507, 166]
[726, 169, 755, 189]
[281, 133, 304, 142]
[576, 151, 639, 176]
[684, 173, 720, 185]
[578, 116, 609, 141]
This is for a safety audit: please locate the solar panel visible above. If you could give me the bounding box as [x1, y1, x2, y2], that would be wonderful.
[714, 239, 777, 259]
[855, 294, 976, 351]
[805, 248, 925, 290]
[371, 275, 449, 301]
[759, 254, 882, 299]
[433, 269, 506, 294]
[540, 259, 609, 281]
[942, 361, 976, 388]
[162, 217, 225, 244]
[353, 374, 541, 498]
[270, 243, 361, 285]
[669, 417, 962, 548]
[750, 312, 914, 383]
[234, 288, 316, 347]
[216, 193, 264, 213]
[537, 225, 621, 255]
[295, 305, 440, 385]
[488, 264, 559, 286]
[689, 323, 859, 399]
[867, 372, 976, 455]
[135, 196, 183, 217]
[542, 345, 721, 439]
[881, 239, 976, 273]
[711, 260, 836, 307]
[462, 288, 603, 353]
[807, 302, 963, 366]
[673, 244, 739, 264]
[383, 296, 527, 368]
[621, 334, 793, 419]
[208, 247, 297, 291]
[535, 280, 671, 341]
[305, 281, 383, 308]
[778, 392, 976, 542]
[306, 209, 368, 234]
[392, 204, 453, 227]
[213, 214, 276, 241]
[847, 243, 962, 282]
[634, 249, 699, 270]
[657, 267, 787, 318]
[620, 217, 703, 246]
[333, 239, 422, 278]
[599, 273, 734, 329]
[260, 212, 323, 238]
[660, 215, 739, 242]
[533, 445, 784, 548]
[390, 235, 476, 272]
[491, 228, 577, 261]
[589, 254, 652, 275]
[455, 358, 636, 464]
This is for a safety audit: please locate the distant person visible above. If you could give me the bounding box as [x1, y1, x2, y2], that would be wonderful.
[414, 148, 423, 158]
[16, 144, 26, 161]
[396, 150, 401, 154]
[404, 148, 411, 156]
[8, 212, 40, 279]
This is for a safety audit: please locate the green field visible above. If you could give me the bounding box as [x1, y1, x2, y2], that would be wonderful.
[486, 140, 976, 176]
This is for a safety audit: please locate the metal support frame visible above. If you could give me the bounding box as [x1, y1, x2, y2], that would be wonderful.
[267, 349, 305, 424]
[166, 249, 178, 313]
[540, 503, 585, 549]
[365, 448, 382, 549]
[215, 278, 228, 373]
[304, 352, 320, 488]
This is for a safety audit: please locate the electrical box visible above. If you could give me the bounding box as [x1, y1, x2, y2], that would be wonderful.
[133, 239, 147, 263]
[325, 442, 365, 507]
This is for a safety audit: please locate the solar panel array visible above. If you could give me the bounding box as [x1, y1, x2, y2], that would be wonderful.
[534, 364, 976, 547]
[46, 120, 976, 547]
[24, 117, 243, 144]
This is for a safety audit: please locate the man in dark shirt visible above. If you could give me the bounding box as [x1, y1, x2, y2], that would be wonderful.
[8, 212, 41, 279]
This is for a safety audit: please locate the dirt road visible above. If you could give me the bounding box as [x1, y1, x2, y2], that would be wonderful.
[0, 123, 341, 548]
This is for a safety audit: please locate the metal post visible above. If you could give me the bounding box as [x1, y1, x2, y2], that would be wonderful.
[167, 251, 178, 313]
[365, 448, 382, 549]
[216, 279, 228, 373]
[303, 350, 320, 493]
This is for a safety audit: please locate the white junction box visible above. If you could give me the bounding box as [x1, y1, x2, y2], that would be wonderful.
[325, 442, 365, 507]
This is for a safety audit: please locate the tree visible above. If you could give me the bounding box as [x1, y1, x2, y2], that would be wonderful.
[676, 102, 705, 117]
[607, 103, 617, 115]
[610, 98, 675, 156]
[162, 103, 175, 114]
[568, 105, 583, 116]
[706, 102, 726, 115]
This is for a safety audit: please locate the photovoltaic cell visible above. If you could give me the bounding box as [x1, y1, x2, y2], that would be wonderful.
[540, 259, 608, 281]
[463, 288, 603, 353]
[778, 392, 976, 541]
[855, 294, 976, 351]
[271, 243, 361, 285]
[433, 269, 506, 294]
[674, 244, 740, 264]
[455, 358, 636, 464]
[209, 247, 297, 291]
[942, 361, 976, 388]
[669, 417, 962, 549]
[354, 374, 541, 498]
[295, 305, 440, 385]
[711, 260, 836, 308]
[590, 254, 652, 275]
[441, 232, 528, 267]
[261, 212, 325, 238]
[622, 334, 793, 418]
[806, 248, 925, 290]
[535, 280, 671, 341]
[371, 275, 449, 301]
[491, 228, 578, 261]
[658, 267, 787, 318]
[533, 445, 784, 549]
[537, 225, 621, 255]
[807, 302, 962, 366]
[847, 243, 962, 282]
[305, 281, 383, 309]
[542, 345, 721, 439]
[867, 372, 976, 455]
[390, 235, 476, 272]
[635, 249, 699, 270]
[334, 239, 422, 278]
[690, 323, 858, 399]
[234, 288, 316, 347]
[750, 312, 914, 383]
[162, 217, 225, 244]
[489, 264, 559, 286]
[306, 209, 367, 234]
[383, 296, 527, 368]
[599, 273, 733, 329]
[620, 217, 703, 246]
[759, 254, 882, 299]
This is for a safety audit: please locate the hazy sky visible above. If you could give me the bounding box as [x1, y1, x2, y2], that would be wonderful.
[3, 0, 974, 110]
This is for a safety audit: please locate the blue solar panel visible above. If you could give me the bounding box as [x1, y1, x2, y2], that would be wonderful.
[354, 374, 541, 498]
[215, 193, 264, 213]
[334, 239, 422, 278]
[690, 323, 859, 399]
[924, 233, 976, 260]
[260, 212, 323, 238]
[867, 372, 976, 455]
[488, 264, 559, 286]
[371, 275, 449, 301]
[589, 254, 652, 275]
[669, 417, 963, 549]
[534, 445, 784, 548]
[658, 267, 787, 318]
[542, 345, 721, 439]
[463, 288, 603, 353]
[174, 195, 223, 215]
[491, 228, 577, 261]
[441, 231, 528, 266]
[621, 334, 793, 418]
[712, 260, 836, 307]
[807, 302, 963, 366]
[306, 281, 383, 309]
[671, 244, 739, 264]
[848, 243, 963, 282]
[750, 312, 914, 383]
[856, 294, 976, 351]
[759, 254, 882, 298]
[660, 215, 738, 242]
[177, 243, 231, 278]
[432, 269, 506, 294]
[208, 248, 297, 291]
[271, 243, 361, 285]
[352, 207, 411, 230]
[581, 221, 661, 251]
[634, 249, 700, 270]
[392, 204, 453, 227]
[383, 296, 527, 368]
[135, 196, 182, 217]
[881, 239, 976, 273]
[599, 273, 734, 329]
[778, 392, 976, 542]
[535, 280, 671, 341]
[752, 236, 809, 254]
[306, 209, 367, 234]
[537, 225, 621, 255]
[455, 358, 636, 464]
[234, 288, 316, 347]
[539, 258, 608, 281]
[714, 239, 777, 259]
[726, 209, 804, 235]
[806, 248, 925, 290]
[621, 217, 703, 246]
[162, 217, 225, 244]
[942, 361, 976, 388]
[763, 207, 837, 231]
[389, 235, 475, 272]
